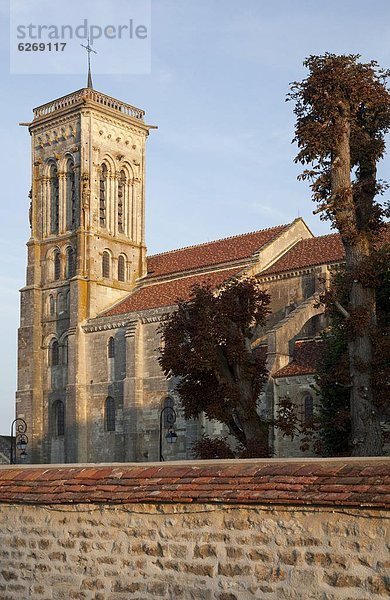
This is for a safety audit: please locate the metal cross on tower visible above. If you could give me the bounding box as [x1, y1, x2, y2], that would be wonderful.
[81, 35, 97, 89]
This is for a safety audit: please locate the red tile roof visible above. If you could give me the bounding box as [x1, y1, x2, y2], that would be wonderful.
[103, 268, 241, 316]
[146, 223, 289, 278]
[274, 339, 323, 378]
[0, 459, 388, 507]
[101, 223, 390, 317]
[262, 224, 390, 277]
[262, 234, 344, 276]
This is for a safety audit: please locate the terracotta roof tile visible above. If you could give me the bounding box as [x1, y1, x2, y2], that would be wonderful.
[146, 224, 289, 278]
[101, 223, 390, 317]
[262, 234, 344, 275]
[0, 459, 388, 508]
[274, 339, 323, 378]
[103, 268, 241, 316]
[262, 224, 390, 276]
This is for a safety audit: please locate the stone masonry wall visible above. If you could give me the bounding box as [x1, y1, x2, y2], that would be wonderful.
[0, 502, 388, 600]
[0, 459, 388, 600]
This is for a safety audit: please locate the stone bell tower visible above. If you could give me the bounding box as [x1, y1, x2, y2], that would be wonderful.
[16, 84, 154, 463]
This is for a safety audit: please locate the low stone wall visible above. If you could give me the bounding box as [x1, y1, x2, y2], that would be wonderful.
[0, 458, 389, 599]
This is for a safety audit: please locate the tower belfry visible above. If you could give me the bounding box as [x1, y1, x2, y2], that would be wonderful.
[17, 85, 155, 463]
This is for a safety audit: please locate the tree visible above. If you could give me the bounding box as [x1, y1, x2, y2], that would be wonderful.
[290, 54, 390, 455]
[158, 277, 271, 458]
[316, 248, 390, 456]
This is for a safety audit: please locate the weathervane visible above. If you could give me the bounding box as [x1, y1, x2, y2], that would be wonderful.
[81, 34, 97, 89]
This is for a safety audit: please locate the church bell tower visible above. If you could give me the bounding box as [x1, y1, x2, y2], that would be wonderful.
[16, 85, 154, 462]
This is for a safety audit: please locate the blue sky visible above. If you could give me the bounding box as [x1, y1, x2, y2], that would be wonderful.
[0, 0, 389, 433]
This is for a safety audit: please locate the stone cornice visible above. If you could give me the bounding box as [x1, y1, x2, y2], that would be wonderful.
[82, 320, 129, 333]
[140, 314, 170, 324]
[30, 115, 79, 136]
[258, 263, 341, 282]
[92, 112, 148, 137]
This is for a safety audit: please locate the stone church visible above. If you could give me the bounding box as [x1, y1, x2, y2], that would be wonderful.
[16, 83, 349, 465]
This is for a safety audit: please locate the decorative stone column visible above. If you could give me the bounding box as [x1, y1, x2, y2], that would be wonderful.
[57, 171, 67, 234]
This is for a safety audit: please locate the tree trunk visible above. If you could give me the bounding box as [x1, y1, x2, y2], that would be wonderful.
[345, 242, 383, 456]
[235, 380, 270, 457]
[331, 107, 383, 456]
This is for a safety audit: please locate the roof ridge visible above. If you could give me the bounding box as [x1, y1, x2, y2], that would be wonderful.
[301, 232, 339, 241]
[147, 222, 292, 259]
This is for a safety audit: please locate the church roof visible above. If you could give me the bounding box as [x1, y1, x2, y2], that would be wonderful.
[104, 267, 241, 316]
[101, 222, 390, 318]
[261, 224, 390, 277]
[273, 339, 324, 378]
[146, 223, 289, 278]
[103, 223, 291, 317]
[261, 234, 344, 276]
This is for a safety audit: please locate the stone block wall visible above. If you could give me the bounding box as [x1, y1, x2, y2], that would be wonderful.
[0, 458, 388, 600]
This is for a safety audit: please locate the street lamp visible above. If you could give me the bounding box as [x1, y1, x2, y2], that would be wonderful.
[10, 418, 28, 464]
[159, 406, 177, 461]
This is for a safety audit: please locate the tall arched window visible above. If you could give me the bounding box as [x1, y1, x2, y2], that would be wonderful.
[118, 255, 125, 282]
[54, 400, 65, 436]
[57, 292, 63, 314]
[99, 164, 108, 228]
[66, 290, 70, 313]
[50, 163, 59, 234]
[50, 340, 59, 366]
[303, 393, 314, 423]
[54, 250, 61, 281]
[66, 159, 76, 230]
[108, 336, 115, 358]
[66, 246, 75, 278]
[117, 170, 125, 233]
[49, 294, 55, 316]
[105, 397, 116, 432]
[102, 251, 110, 278]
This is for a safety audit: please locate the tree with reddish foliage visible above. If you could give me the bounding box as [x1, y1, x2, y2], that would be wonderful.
[158, 278, 271, 458]
[290, 54, 390, 455]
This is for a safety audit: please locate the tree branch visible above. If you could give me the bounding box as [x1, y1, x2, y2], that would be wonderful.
[335, 300, 350, 319]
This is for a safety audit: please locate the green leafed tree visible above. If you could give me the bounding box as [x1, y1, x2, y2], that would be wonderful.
[290, 54, 390, 455]
[158, 278, 271, 458]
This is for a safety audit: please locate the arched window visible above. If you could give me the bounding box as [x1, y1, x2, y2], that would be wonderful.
[57, 292, 63, 314]
[66, 246, 75, 278]
[105, 397, 116, 432]
[102, 251, 110, 278]
[108, 336, 115, 358]
[99, 163, 108, 228]
[303, 393, 314, 423]
[66, 290, 70, 313]
[54, 250, 61, 281]
[50, 340, 59, 366]
[50, 163, 59, 234]
[49, 294, 55, 316]
[163, 396, 175, 428]
[117, 170, 125, 233]
[54, 400, 65, 436]
[66, 159, 76, 230]
[118, 255, 125, 282]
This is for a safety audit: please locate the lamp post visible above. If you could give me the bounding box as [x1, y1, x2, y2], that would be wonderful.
[159, 406, 177, 461]
[10, 418, 28, 465]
